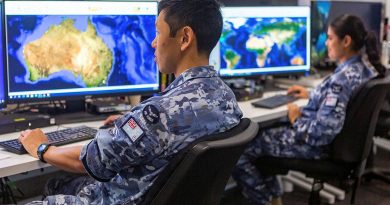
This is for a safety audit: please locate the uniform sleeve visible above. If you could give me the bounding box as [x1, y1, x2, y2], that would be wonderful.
[294, 74, 354, 146]
[79, 102, 164, 182]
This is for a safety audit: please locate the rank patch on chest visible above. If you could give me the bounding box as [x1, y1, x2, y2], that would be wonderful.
[143, 104, 160, 124]
[121, 117, 145, 143]
[325, 96, 338, 107]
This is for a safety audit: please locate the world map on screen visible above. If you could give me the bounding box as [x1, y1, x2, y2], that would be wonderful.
[220, 17, 307, 70]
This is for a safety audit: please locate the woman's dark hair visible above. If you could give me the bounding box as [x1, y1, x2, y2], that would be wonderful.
[158, 0, 223, 56]
[330, 14, 385, 76]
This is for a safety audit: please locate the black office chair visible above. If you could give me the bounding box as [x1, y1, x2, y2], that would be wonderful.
[139, 118, 259, 205]
[362, 93, 390, 184]
[255, 74, 390, 205]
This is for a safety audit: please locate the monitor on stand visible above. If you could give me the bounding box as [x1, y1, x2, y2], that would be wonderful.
[209, 6, 311, 100]
[5, 0, 159, 114]
[0, 1, 6, 110]
[311, 0, 383, 70]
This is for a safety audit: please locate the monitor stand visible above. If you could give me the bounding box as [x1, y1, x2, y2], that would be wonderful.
[52, 99, 118, 124]
[32, 99, 86, 115]
[65, 99, 86, 113]
[27, 99, 111, 125]
[54, 111, 110, 125]
[224, 77, 284, 101]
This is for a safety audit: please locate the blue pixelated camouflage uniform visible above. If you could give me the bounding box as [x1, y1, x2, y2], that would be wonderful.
[27, 66, 242, 205]
[232, 56, 378, 205]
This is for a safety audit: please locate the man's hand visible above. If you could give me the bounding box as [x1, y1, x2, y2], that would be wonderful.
[287, 103, 301, 124]
[18, 129, 49, 158]
[287, 85, 309, 99]
[103, 115, 122, 126]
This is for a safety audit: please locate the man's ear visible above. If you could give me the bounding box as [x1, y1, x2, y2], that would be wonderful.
[179, 26, 194, 51]
[343, 35, 352, 49]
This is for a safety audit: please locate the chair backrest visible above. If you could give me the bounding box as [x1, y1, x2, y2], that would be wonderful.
[141, 118, 258, 205]
[331, 74, 390, 164]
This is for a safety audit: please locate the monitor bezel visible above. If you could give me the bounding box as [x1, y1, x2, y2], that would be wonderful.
[4, 0, 160, 103]
[0, 0, 7, 108]
[212, 6, 311, 79]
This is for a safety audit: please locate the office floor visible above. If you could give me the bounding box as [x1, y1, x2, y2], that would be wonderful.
[221, 149, 390, 205]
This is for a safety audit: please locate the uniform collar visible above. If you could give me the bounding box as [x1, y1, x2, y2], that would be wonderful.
[164, 66, 217, 92]
[334, 55, 360, 73]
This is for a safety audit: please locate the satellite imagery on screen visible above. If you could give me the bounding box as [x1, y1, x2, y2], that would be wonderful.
[220, 17, 307, 70]
[7, 15, 157, 92]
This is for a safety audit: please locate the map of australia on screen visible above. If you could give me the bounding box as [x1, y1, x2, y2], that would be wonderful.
[24, 18, 113, 87]
[7, 15, 156, 92]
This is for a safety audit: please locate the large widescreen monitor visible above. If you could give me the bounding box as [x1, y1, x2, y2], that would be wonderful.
[5, 0, 158, 102]
[311, 0, 383, 67]
[210, 6, 310, 77]
[0, 1, 6, 108]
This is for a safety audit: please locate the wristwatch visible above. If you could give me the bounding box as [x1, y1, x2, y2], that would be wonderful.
[37, 143, 52, 163]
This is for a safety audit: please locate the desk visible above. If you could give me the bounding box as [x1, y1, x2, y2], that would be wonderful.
[0, 91, 308, 178]
[0, 121, 101, 178]
[238, 91, 308, 123]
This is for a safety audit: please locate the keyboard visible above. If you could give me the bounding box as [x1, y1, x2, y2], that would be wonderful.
[0, 126, 97, 154]
[251, 94, 298, 109]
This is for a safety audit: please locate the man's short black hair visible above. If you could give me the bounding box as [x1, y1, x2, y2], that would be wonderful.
[158, 0, 223, 56]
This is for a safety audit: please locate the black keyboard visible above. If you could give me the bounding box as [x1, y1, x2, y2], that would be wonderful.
[251, 94, 298, 109]
[0, 126, 97, 154]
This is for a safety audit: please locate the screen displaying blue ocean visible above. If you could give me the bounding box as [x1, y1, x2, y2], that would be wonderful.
[220, 17, 307, 70]
[7, 15, 157, 93]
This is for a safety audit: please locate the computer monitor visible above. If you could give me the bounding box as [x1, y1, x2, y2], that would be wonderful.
[311, 0, 383, 68]
[5, 0, 158, 102]
[210, 6, 311, 77]
[0, 75, 5, 109]
[0, 1, 6, 109]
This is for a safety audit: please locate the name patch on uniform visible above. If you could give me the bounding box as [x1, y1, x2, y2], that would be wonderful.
[331, 84, 342, 94]
[143, 105, 160, 124]
[325, 96, 338, 107]
[121, 117, 145, 143]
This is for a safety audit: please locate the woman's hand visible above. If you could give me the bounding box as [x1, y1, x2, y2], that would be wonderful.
[287, 85, 309, 99]
[287, 103, 301, 124]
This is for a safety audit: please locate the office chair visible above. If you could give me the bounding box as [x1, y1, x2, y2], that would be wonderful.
[255, 74, 390, 205]
[362, 93, 390, 184]
[140, 118, 259, 205]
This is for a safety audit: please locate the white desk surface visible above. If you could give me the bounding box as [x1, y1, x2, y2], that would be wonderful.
[0, 91, 308, 178]
[0, 121, 102, 178]
[239, 91, 308, 123]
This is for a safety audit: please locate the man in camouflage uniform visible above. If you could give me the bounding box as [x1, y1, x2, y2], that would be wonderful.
[233, 56, 379, 204]
[20, 0, 243, 204]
